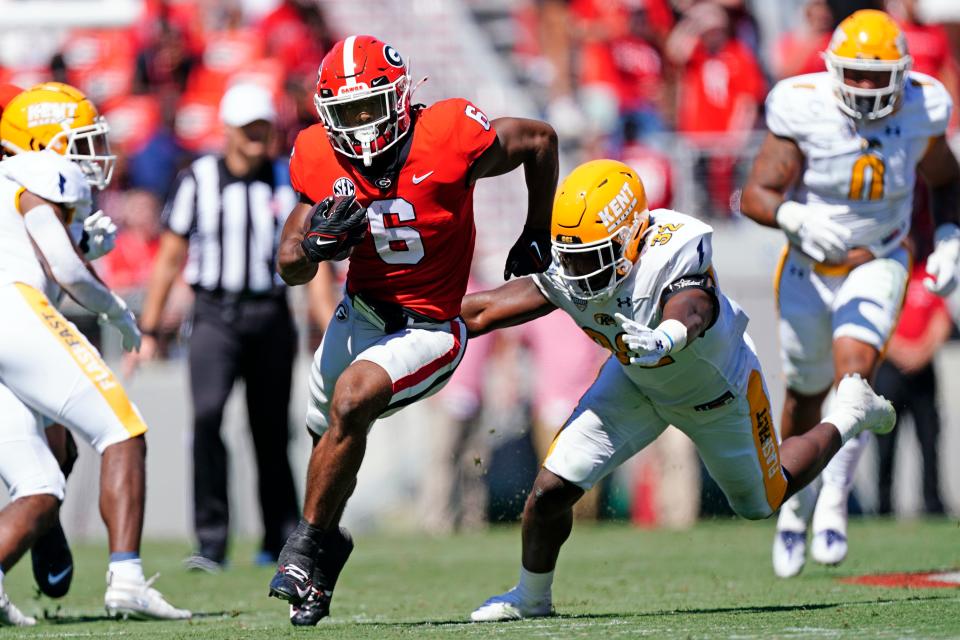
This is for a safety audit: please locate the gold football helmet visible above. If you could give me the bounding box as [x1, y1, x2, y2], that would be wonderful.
[824, 9, 912, 121]
[0, 82, 115, 189]
[551, 159, 650, 300]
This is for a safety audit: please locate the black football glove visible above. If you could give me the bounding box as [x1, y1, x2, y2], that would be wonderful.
[300, 195, 368, 263]
[504, 226, 552, 280]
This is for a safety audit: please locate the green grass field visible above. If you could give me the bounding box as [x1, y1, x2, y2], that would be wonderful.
[3, 518, 958, 638]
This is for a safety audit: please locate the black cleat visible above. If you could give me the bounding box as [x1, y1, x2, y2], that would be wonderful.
[288, 526, 355, 625]
[31, 520, 73, 599]
[268, 563, 313, 606]
[289, 587, 332, 626]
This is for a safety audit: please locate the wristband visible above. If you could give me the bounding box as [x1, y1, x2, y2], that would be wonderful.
[656, 319, 688, 353]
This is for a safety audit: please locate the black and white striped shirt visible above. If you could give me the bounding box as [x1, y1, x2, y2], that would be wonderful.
[162, 155, 296, 294]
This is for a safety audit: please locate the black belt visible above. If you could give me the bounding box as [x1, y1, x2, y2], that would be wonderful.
[693, 390, 735, 412]
[350, 292, 444, 334]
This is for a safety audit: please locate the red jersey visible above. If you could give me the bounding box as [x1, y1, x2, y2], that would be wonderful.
[896, 264, 950, 343]
[290, 98, 497, 320]
[676, 40, 766, 135]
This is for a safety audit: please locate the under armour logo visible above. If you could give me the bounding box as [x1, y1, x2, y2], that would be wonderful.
[655, 340, 663, 350]
[616, 297, 632, 308]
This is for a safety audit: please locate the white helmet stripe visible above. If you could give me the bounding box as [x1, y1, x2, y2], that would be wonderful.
[343, 35, 357, 87]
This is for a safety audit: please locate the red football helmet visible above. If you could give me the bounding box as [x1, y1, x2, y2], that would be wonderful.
[314, 35, 412, 166]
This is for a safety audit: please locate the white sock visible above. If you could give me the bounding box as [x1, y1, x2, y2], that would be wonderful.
[516, 566, 554, 603]
[776, 478, 819, 532]
[0, 565, 5, 592]
[812, 432, 866, 534]
[822, 431, 866, 491]
[108, 558, 145, 584]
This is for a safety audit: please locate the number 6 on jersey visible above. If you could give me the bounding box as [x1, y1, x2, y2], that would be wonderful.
[367, 198, 424, 265]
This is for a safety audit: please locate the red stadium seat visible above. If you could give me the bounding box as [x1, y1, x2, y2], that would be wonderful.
[102, 94, 162, 154]
[174, 91, 223, 153]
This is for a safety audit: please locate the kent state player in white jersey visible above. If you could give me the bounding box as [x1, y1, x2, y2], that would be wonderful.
[741, 9, 960, 578]
[0, 82, 189, 625]
[460, 159, 896, 621]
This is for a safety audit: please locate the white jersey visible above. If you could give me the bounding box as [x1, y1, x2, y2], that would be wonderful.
[0, 151, 89, 298]
[535, 209, 751, 409]
[766, 71, 952, 257]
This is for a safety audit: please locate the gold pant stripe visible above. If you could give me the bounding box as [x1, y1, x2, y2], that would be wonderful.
[772, 244, 789, 309]
[15, 283, 147, 438]
[747, 370, 788, 512]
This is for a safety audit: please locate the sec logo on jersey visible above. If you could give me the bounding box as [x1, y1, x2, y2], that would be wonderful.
[333, 177, 355, 197]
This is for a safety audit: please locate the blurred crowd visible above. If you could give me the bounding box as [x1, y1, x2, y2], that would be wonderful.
[514, 0, 960, 215]
[1, 0, 334, 294]
[1, 0, 958, 533]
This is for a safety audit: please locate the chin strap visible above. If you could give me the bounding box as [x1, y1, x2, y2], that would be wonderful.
[354, 127, 377, 167]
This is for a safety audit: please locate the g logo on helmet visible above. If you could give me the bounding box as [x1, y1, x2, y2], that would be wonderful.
[333, 176, 356, 197]
[384, 45, 403, 68]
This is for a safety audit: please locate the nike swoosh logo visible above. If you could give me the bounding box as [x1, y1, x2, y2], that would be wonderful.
[314, 238, 338, 245]
[295, 585, 311, 598]
[529, 241, 542, 262]
[412, 171, 434, 184]
[47, 565, 73, 585]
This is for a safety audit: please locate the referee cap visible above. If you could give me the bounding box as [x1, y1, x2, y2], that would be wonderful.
[220, 83, 276, 127]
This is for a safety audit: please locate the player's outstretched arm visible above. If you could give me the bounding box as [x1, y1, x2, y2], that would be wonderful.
[277, 201, 320, 286]
[460, 277, 557, 337]
[19, 190, 141, 351]
[468, 117, 559, 279]
[918, 135, 960, 295]
[740, 132, 803, 228]
[660, 288, 718, 344]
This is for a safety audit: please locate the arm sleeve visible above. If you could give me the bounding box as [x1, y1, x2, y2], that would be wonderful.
[657, 233, 714, 300]
[289, 142, 307, 197]
[23, 204, 122, 316]
[161, 168, 197, 237]
[764, 80, 800, 140]
[917, 75, 953, 138]
[657, 233, 720, 327]
[454, 99, 498, 165]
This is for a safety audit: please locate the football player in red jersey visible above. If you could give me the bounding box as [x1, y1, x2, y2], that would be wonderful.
[268, 35, 558, 625]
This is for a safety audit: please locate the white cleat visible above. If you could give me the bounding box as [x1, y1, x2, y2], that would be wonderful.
[105, 572, 192, 620]
[0, 592, 36, 627]
[834, 374, 896, 436]
[470, 588, 554, 622]
[811, 529, 848, 566]
[772, 530, 808, 578]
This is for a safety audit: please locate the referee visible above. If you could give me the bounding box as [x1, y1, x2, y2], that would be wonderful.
[129, 84, 299, 571]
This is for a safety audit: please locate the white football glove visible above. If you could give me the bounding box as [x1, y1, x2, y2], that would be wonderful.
[99, 293, 142, 353]
[614, 313, 687, 367]
[776, 201, 852, 264]
[923, 223, 960, 297]
[81, 210, 118, 260]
